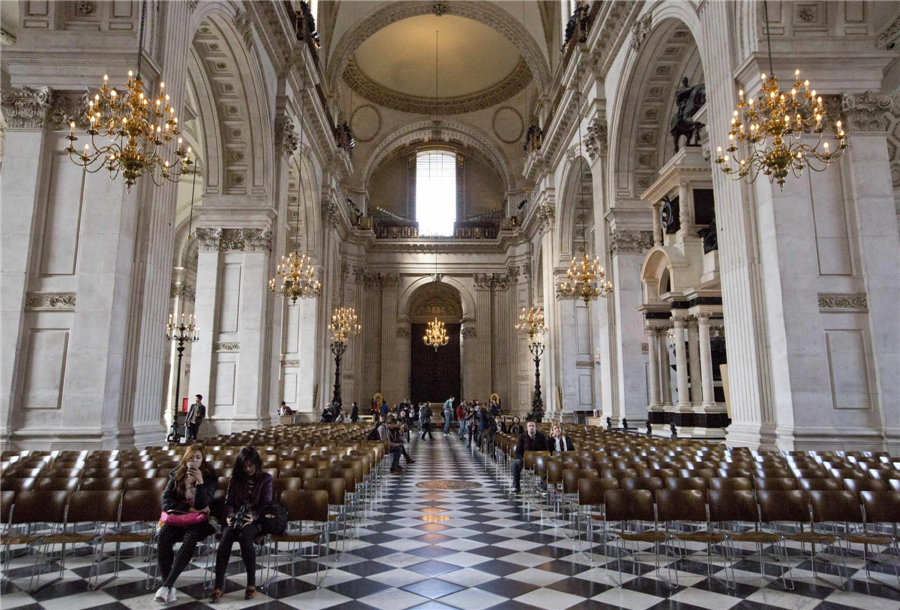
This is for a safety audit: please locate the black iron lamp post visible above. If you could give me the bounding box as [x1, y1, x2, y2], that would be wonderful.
[529, 340, 545, 422]
[516, 307, 548, 423]
[328, 307, 361, 411]
[166, 313, 199, 443]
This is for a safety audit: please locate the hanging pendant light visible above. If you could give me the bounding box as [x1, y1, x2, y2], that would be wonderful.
[424, 317, 449, 351]
[269, 98, 321, 304]
[556, 93, 612, 305]
[64, 0, 191, 192]
[714, 0, 846, 189]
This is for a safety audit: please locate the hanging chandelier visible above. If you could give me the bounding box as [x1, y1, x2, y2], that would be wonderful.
[269, 98, 321, 305]
[515, 307, 547, 345]
[269, 252, 321, 305]
[424, 317, 449, 350]
[64, 0, 191, 191]
[328, 306, 361, 344]
[714, 0, 845, 189]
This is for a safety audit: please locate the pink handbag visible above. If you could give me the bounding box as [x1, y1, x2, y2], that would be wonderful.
[159, 511, 208, 527]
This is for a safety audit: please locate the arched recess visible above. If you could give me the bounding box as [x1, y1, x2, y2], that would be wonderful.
[327, 1, 551, 94]
[286, 153, 322, 257]
[406, 282, 464, 323]
[640, 247, 698, 303]
[187, 4, 272, 197]
[363, 120, 512, 191]
[399, 276, 475, 322]
[610, 5, 708, 198]
[557, 155, 594, 259]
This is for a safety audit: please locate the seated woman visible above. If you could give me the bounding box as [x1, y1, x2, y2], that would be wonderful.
[155, 443, 217, 603]
[210, 446, 273, 602]
[549, 422, 576, 453]
[508, 416, 524, 436]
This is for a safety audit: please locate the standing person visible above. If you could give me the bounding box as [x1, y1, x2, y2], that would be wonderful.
[350, 402, 359, 422]
[412, 403, 420, 431]
[458, 402, 468, 439]
[209, 447, 273, 603]
[549, 422, 576, 453]
[333, 402, 342, 422]
[442, 396, 455, 435]
[419, 402, 434, 440]
[185, 395, 206, 441]
[511, 420, 549, 494]
[155, 444, 217, 603]
[489, 398, 500, 419]
[380, 399, 389, 420]
[379, 416, 405, 473]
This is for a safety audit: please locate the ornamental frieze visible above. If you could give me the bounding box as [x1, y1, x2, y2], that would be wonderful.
[193, 228, 272, 254]
[24, 292, 76, 311]
[818, 293, 868, 313]
[609, 230, 653, 255]
[1, 86, 52, 129]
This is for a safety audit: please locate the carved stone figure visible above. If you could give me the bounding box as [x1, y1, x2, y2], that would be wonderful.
[670, 78, 706, 152]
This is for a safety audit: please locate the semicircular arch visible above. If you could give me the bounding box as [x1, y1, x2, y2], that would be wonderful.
[399, 276, 475, 321]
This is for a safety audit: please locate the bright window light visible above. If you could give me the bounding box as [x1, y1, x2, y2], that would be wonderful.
[416, 151, 456, 237]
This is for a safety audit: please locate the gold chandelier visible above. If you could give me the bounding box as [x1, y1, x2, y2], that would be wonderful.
[269, 252, 321, 305]
[557, 254, 613, 304]
[65, 1, 191, 191]
[714, 1, 845, 189]
[328, 306, 361, 344]
[515, 307, 548, 344]
[424, 317, 449, 350]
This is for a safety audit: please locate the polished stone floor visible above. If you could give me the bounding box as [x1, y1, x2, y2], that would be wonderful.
[3, 432, 900, 610]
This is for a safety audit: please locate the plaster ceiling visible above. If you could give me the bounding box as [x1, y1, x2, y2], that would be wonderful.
[349, 14, 528, 114]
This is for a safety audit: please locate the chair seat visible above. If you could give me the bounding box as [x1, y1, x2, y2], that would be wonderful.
[589, 514, 606, 522]
[271, 533, 321, 544]
[619, 530, 666, 543]
[102, 532, 154, 544]
[43, 533, 96, 545]
[846, 533, 894, 546]
[731, 531, 780, 544]
[675, 531, 725, 544]
[789, 532, 837, 544]
[2, 534, 41, 545]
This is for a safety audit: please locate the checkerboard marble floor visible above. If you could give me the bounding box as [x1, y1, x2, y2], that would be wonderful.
[3, 434, 900, 610]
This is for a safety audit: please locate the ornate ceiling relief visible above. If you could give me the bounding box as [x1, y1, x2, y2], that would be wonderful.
[343, 58, 532, 116]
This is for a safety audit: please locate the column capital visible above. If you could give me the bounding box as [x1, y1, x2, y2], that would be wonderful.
[274, 117, 299, 159]
[841, 92, 894, 133]
[192, 227, 273, 254]
[1, 86, 52, 130]
[380, 273, 401, 289]
[537, 205, 556, 234]
[672, 314, 688, 328]
[696, 312, 712, 323]
[609, 230, 653, 255]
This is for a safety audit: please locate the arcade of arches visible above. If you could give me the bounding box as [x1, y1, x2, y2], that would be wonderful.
[2, 0, 900, 454]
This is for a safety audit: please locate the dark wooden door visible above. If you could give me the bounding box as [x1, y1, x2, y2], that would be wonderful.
[410, 323, 460, 406]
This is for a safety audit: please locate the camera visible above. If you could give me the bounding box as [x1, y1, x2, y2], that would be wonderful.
[231, 502, 252, 530]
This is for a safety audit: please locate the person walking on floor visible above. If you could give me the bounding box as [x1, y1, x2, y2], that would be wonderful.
[442, 396, 455, 435]
[350, 402, 359, 422]
[419, 402, 434, 440]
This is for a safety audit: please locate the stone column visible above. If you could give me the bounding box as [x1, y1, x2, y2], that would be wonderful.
[687, 317, 702, 408]
[537, 205, 560, 415]
[672, 315, 690, 410]
[659, 330, 673, 408]
[473, 275, 494, 402]
[380, 274, 401, 403]
[187, 231, 221, 424]
[395, 319, 411, 402]
[358, 270, 382, 405]
[646, 325, 662, 410]
[697, 313, 717, 410]
[461, 321, 477, 400]
[651, 202, 663, 247]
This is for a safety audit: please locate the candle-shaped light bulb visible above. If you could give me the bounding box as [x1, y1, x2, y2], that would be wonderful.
[761, 73, 766, 81]
[795, 69, 800, 78]
[717, 146, 722, 158]
[69, 121, 75, 136]
[103, 74, 108, 83]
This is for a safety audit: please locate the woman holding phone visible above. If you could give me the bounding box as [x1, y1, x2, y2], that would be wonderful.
[209, 446, 273, 602]
[155, 443, 217, 603]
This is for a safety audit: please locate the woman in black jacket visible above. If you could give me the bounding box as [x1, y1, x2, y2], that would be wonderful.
[155, 443, 217, 604]
[210, 447, 273, 602]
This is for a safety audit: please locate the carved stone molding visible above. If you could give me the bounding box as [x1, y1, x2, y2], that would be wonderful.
[473, 271, 515, 291]
[461, 326, 477, 339]
[876, 15, 900, 49]
[274, 117, 298, 158]
[585, 119, 608, 160]
[344, 57, 532, 116]
[630, 12, 652, 52]
[48, 91, 92, 130]
[609, 230, 653, 255]
[24, 292, 76, 311]
[396, 326, 411, 340]
[842, 92, 894, 133]
[381, 273, 401, 289]
[537, 205, 556, 233]
[1, 87, 52, 129]
[214, 342, 240, 351]
[565, 144, 582, 164]
[233, 10, 254, 51]
[194, 228, 272, 254]
[170, 281, 196, 303]
[575, 361, 592, 369]
[283, 359, 301, 366]
[321, 200, 340, 228]
[1, 27, 16, 45]
[818, 293, 868, 313]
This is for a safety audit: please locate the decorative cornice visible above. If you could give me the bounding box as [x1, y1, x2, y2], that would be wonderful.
[381, 273, 402, 289]
[396, 326, 411, 339]
[609, 230, 653, 255]
[233, 9, 254, 51]
[473, 271, 514, 291]
[214, 342, 240, 351]
[876, 15, 900, 49]
[842, 92, 894, 133]
[537, 205, 556, 233]
[344, 57, 532, 116]
[193, 228, 272, 254]
[630, 12, 652, 52]
[1, 27, 16, 45]
[24, 292, 76, 311]
[321, 200, 340, 228]
[461, 326, 477, 339]
[818, 293, 868, 313]
[170, 281, 196, 303]
[1, 86, 52, 129]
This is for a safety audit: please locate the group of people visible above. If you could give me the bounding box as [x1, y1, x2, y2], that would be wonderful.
[510, 420, 576, 494]
[154, 443, 276, 604]
[320, 401, 360, 423]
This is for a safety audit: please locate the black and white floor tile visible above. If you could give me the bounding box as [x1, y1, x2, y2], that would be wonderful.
[3, 432, 900, 609]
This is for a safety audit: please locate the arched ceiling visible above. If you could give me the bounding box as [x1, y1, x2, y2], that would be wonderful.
[345, 14, 531, 115]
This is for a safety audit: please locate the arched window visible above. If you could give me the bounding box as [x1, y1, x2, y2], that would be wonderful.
[416, 150, 457, 236]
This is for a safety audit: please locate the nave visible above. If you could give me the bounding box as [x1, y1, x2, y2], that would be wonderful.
[3, 433, 900, 610]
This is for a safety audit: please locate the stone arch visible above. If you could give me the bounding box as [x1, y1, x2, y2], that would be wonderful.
[640, 246, 697, 303]
[406, 282, 464, 324]
[610, 5, 708, 198]
[399, 275, 475, 321]
[327, 2, 550, 94]
[363, 120, 512, 190]
[557, 154, 594, 260]
[187, 3, 272, 197]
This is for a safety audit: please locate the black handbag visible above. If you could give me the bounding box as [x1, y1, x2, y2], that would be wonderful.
[257, 502, 288, 535]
